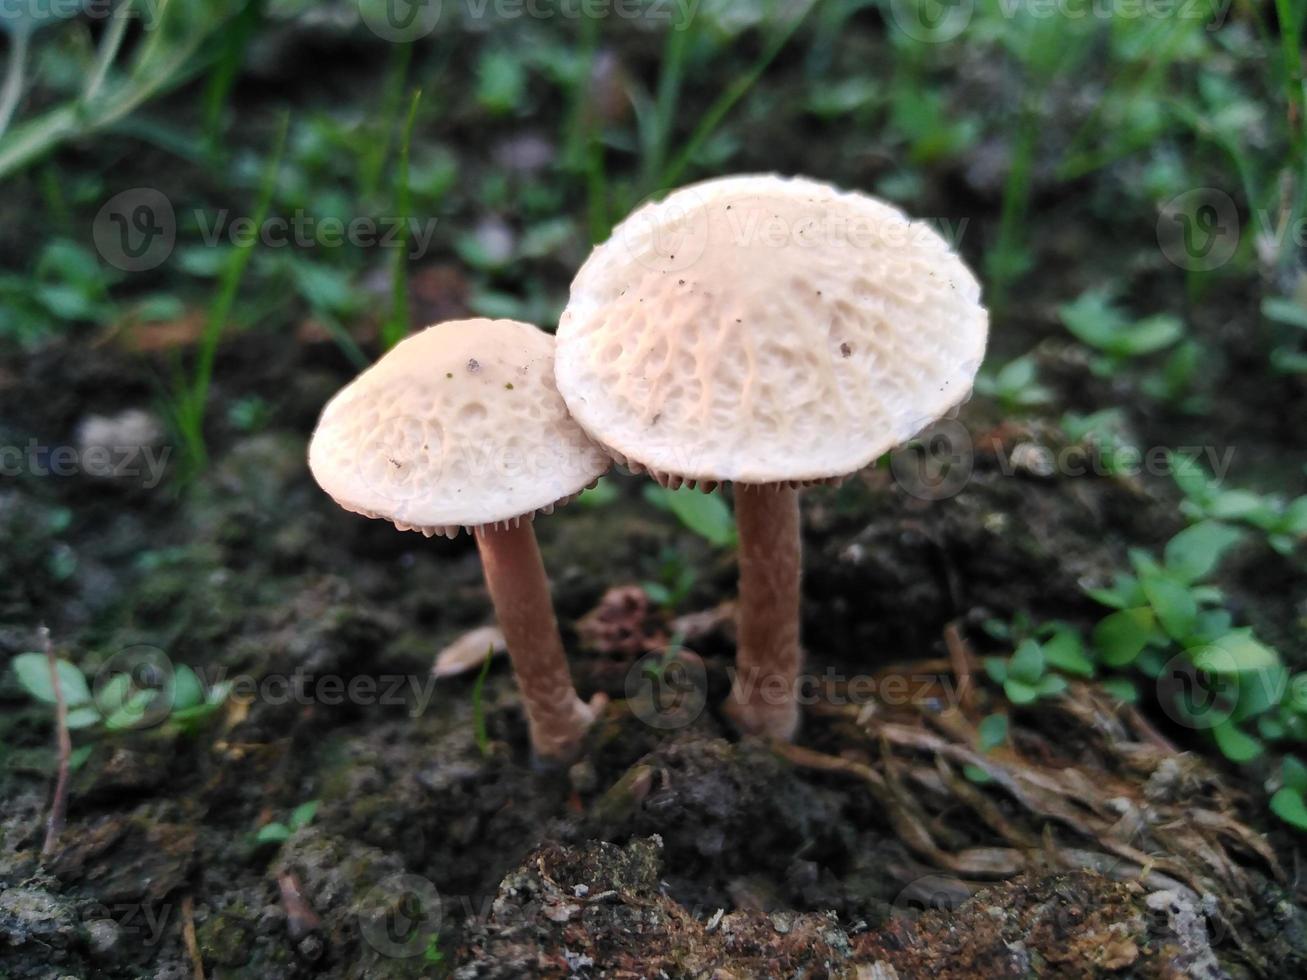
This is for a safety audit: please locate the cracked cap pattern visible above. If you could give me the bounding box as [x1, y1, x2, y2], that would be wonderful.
[308, 318, 610, 537]
[556, 174, 989, 485]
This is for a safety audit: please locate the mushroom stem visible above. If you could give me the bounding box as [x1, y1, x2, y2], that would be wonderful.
[725, 483, 802, 740]
[474, 521, 596, 762]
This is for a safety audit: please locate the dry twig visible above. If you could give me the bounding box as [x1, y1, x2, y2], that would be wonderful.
[182, 894, 206, 980]
[39, 625, 71, 860]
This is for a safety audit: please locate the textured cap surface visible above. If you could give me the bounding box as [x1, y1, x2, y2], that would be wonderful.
[555, 174, 988, 485]
[309, 318, 610, 536]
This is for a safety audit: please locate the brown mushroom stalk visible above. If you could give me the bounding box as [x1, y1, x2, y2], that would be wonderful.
[725, 484, 802, 739]
[476, 521, 598, 760]
[308, 318, 611, 763]
[555, 174, 989, 742]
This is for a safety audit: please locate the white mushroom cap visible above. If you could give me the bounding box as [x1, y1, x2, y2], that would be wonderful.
[308, 318, 610, 537]
[555, 174, 989, 485]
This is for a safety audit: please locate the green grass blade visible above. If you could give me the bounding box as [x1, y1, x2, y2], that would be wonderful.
[381, 89, 422, 352]
[660, 3, 816, 189]
[176, 112, 289, 475]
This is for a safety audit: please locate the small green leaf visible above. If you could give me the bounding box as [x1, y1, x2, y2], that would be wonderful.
[963, 764, 994, 784]
[65, 705, 102, 729]
[255, 823, 291, 844]
[171, 665, 205, 712]
[1042, 629, 1094, 678]
[1141, 574, 1198, 641]
[983, 657, 1008, 684]
[1192, 631, 1281, 675]
[1093, 608, 1156, 667]
[1270, 787, 1307, 831]
[1035, 674, 1068, 698]
[1231, 664, 1288, 720]
[69, 745, 94, 771]
[1262, 297, 1307, 330]
[1084, 573, 1143, 610]
[1008, 639, 1045, 685]
[289, 800, 320, 830]
[995, 355, 1036, 389]
[1004, 678, 1039, 705]
[1211, 719, 1263, 763]
[1060, 291, 1127, 350]
[576, 478, 620, 509]
[170, 702, 225, 729]
[1128, 548, 1165, 579]
[1100, 677, 1138, 703]
[1283, 497, 1307, 535]
[1282, 756, 1307, 795]
[1259, 715, 1287, 740]
[1164, 521, 1242, 584]
[1288, 674, 1307, 714]
[645, 486, 737, 548]
[1169, 451, 1211, 503]
[1191, 608, 1233, 643]
[11, 653, 92, 707]
[642, 582, 672, 606]
[1116, 314, 1183, 356]
[104, 689, 157, 731]
[977, 713, 1008, 752]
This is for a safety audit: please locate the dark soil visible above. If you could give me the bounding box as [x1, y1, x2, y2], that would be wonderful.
[1, 317, 1305, 977]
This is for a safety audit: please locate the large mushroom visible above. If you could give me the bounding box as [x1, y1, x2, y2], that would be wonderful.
[309, 318, 610, 761]
[555, 174, 988, 740]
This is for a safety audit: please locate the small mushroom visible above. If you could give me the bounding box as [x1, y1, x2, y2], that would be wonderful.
[555, 174, 988, 740]
[308, 318, 611, 761]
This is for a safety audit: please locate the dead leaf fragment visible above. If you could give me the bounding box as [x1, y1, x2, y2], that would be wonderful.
[432, 625, 506, 678]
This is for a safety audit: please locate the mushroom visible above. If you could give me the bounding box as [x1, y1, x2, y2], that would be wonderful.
[554, 175, 988, 740]
[308, 318, 611, 761]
